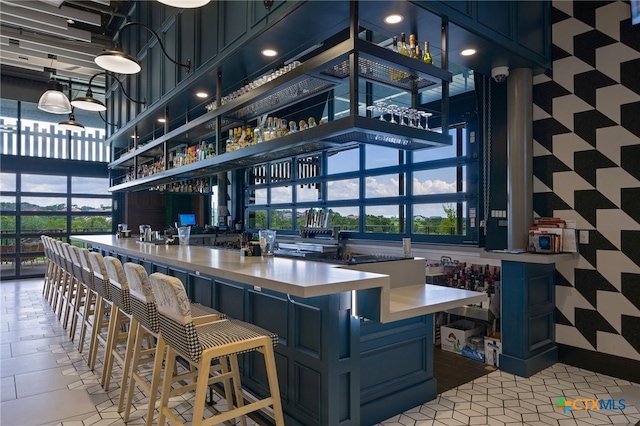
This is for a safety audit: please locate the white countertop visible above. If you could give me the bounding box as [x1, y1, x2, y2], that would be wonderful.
[73, 235, 487, 323]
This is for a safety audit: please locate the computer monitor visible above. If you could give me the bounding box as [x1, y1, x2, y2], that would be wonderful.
[633, 0, 640, 25]
[178, 213, 197, 226]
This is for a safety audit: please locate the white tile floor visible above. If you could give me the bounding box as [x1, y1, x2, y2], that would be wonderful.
[2, 279, 640, 426]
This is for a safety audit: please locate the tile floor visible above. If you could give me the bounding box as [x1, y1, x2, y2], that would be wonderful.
[2, 279, 640, 426]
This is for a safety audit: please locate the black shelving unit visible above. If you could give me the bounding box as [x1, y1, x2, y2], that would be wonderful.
[107, 33, 453, 192]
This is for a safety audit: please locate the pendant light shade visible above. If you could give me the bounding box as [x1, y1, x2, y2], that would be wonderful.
[95, 44, 141, 75]
[57, 111, 85, 133]
[157, 0, 210, 7]
[38, 80, 72, 114]
[95, 22, 190, 75]
[72, 71, 145, 116]
[71, 87, 107, 112]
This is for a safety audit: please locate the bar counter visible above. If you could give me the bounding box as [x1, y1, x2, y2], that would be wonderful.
[72, 234, 486, 426]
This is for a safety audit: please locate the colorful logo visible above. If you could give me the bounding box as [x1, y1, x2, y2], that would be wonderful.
[555, 397, 626, 414]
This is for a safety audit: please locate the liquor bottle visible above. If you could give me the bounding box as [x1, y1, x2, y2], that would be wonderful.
[423, 41, 432, 65]
[245, 125, 253, 146]
[234, 127, 241, 149]
[415, 43, 421, 60]
[390, 35, 399, 81]
[409, 34, 416, 59]
[400, 33, 410, 57]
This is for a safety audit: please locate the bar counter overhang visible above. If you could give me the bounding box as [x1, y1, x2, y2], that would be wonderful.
[72, 235, 485, 425]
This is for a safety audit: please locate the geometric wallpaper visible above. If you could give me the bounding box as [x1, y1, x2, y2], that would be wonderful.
[532, 1, 640, 362]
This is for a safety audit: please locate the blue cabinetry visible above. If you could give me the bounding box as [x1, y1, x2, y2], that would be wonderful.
[500, 260, 558, 377]
[102, 253, 437, 425]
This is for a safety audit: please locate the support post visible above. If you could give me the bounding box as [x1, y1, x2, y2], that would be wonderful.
[507, 68, 533, 250]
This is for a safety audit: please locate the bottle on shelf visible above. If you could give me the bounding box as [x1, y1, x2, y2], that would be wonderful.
[245, 125, 253, 146]
[409, 34, 417, 59]
[400, 33, 410, 57]
[423, 41, 432, 65]
[390, 36, 399, 81]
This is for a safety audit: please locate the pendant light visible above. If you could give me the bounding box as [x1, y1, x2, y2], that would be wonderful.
[71, 85, 106, 112]
[71, 72, 146, 112]
[157, 0, 210, 7]
[57, 108, 85, 133]
[38, 79, 72, 114]
[95, 22, 190, 75]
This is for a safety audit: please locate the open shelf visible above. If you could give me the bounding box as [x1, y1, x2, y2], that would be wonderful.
[108, 35, 453, 192]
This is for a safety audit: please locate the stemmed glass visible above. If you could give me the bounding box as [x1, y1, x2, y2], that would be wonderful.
[366, 105, 377, 120]
[407, 108, 418, 127]
[387, 104, 398, 124]
[375, 101, 387, 121]
[398, 106, 408, 126]
[420, 112, 433, 130]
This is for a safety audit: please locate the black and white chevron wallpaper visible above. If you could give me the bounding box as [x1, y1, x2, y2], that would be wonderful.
[533, 1, 640, 362]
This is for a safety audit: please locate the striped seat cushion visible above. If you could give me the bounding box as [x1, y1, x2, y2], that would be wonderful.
[197, 320, 279, 354]
[158, 314, 278, 363]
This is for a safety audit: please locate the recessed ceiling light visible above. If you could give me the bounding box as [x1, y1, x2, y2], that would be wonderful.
[461, 48, 477, 56]
[196, 92, 208, 98]
[384, 14, 403, 24]
[261, 49, 277, 57]
[158, 118, 166, 123]
[67, 19, 75, 24]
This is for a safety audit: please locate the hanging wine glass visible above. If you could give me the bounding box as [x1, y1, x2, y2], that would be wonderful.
[375, 101, 387, 121]
[387, 104, 398, 124]
[420, 112, 433, 130]
[407, 109, 418, 127]
[366, 105, 377, 119]
[398, 106, 408, 126]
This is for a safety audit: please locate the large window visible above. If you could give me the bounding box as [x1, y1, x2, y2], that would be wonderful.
[245, 122, 476, 244]
[1, 100, 109, 162]
[0, 99, 111, 279]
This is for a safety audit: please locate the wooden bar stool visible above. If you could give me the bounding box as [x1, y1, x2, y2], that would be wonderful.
[41, 236, 55, 300]
[121, 263, 224, 426]
[76, 248, 96, 354]
[63, 245, 86, 335]
[87, 252, 116, 372]
[47, 239, 65, 308]
[68, 247, 93, 345]
[56, 243, 76, 323]
[149, 273, 284, 426]
[50, 241, 69, 315]
[101, 256, 132, 391]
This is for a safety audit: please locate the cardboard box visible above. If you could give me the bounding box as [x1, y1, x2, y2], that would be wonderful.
[441, 320, 483, 354]
[484, 336, 502, 367]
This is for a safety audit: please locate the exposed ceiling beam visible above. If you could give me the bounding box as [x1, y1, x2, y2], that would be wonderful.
[0, 26, 108, 57]
[38, 0, 64, 7]
[0, 12, 92, 42]
[0, 41, 103, 71]
[0, 49, 103, 80]
[0, 2, 71, 30]
[65, 1, 126, 18]
[2, 0, 102, 26]
[0, 53, 105, 84]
